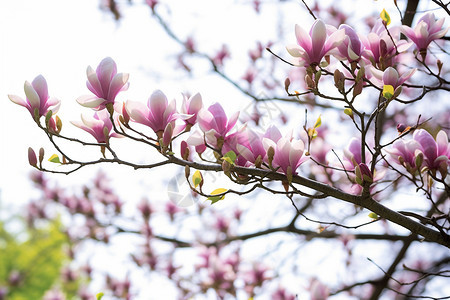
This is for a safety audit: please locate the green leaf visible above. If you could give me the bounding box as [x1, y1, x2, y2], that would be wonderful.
[380, 9, 391, 25]
[96, 292, 104, 300]
[48, 154, 61, 164]
[368, 212, 379, 220]
[207, 188, 228, 204]
[314, 115, 322, 128]
[192, 170, 203, 188]
[223, 150, 236, 164]
[382, 85, 394, 99]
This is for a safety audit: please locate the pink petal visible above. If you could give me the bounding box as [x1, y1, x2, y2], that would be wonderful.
[208, 103, 227, 133]
[188, 92, 203, 114]
[8, 94, 27, 107]
[436, 130, 449, 156]
[76, 95, 105, 108]
[310, 20, 327, 57]
[107, 73, 129, 100]
[125, 100, 149, 125]
[97, 57, 117, 94]
[148, 90, 168, 119]
[24, 81, 40, 109]
[31, 75, 49, 103]
[382, 67, 399, 87]
[295, 24, 312, 52]
[226, 111, 240, 133]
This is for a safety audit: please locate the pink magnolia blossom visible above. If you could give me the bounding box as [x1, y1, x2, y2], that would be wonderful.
[71, 110, 121, 143]
[125, 90, 181, 138]
[401, 13, 448, 53]
[413, 129, 450, 175]
[343, 137, 369, 170]
[336, 24, 363, 62]
[387, 138, 422, 174]
[236, 128, 266, 167]
[361, 21, 411, 69]
[236, 125, 281, 167]
[388, 129, 450, 176]
[286, 19, 345, 67]
[369, 66, 416, 90]
[180, 92, 203, 127]
[8, 75, 60, 119]
[196, 102, 240, 148]
[262, 134, 307, 176]
[76, 57, 129, 110]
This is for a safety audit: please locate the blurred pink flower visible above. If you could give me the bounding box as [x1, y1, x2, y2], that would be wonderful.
[286, 19, 344, 67]
[401, 13, 448, 52]
[9, 75, 60, 119]
[309, 278, 329, 300]
[76, 57, 129, 110]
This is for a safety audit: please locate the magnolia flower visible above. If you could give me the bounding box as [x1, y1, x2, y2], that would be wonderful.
[180, 92, 203, 127]
[413, 129, 450, 175]
[262, 136, 306, 175]
[361, 21, 411, 69]
[388, 138, 422, 174]
[125, 90, 181, 138]
[236, 125, 281, 167]
[71, 110, 120, 143]
[343, 137, 367, 170]
[336, 24, 363, 62]
[76, 57, 129, 110]
[236, 128, 266, 167]
[381, 67, 416, 89]
[9, 75, 60, 119]
[286, 19, 345, 67]
[197, 103, 239, 148]
[401, 13, 448, 53]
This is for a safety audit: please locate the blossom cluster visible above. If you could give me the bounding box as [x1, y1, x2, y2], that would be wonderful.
[9, 12, 450, 187]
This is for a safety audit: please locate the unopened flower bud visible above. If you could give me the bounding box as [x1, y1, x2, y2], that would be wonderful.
[284, 77, 291, 93]
[222, 159, 232, 176]
[103, 126, 110, 143]
[39, 147, 45, 166]
[184, 165, 190, 178]
[254, 155, 262, 168]
[356, 66, 365, 82]
[353, 80, 363, 98]
[333, 69, 345, 93]
[180, 141, 190, 160]
[267, 146, 275, 168]
[121, 102, 130, 125]
[286, 166, 293, 184]
[415, 152, 424, 170]
[305, 74, 315, 90]
[437, 60, 443, 74]
[344, 108, 354, 119]
[55, 116, 62, 134]
[162, 123, 173, 147]
[28, 147, 37, 167]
